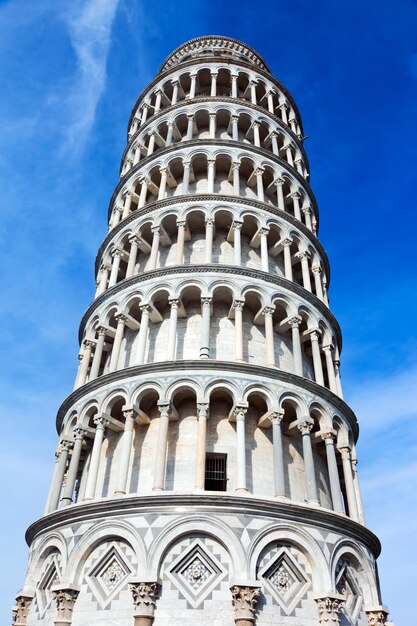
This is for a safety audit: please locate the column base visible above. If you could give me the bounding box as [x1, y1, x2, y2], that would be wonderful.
[113, 490, 127, 497]
[235, 488, 249, 493]
[134, 617, 154, 626]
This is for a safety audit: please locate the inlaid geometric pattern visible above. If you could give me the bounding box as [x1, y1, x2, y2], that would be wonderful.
[84, 541, 134, 609]
[36, 553, 61, 616]
[336, 559, 363, 625]
[166, 539, 226, 608]
[259, 546, 309, 614]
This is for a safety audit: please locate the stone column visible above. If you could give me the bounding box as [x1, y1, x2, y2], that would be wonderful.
[270, 131, 279, 155]
[296, 250, 312, 292]
[321, 432, 344, 513]
[351, 452, 365, 524]
[149, 226, 161, 270]
[175, 220, 186, 264]
[138, 177, 149, 208]
[232, 161, 240, 196]
[76, 340, 95, 388]
[315, 595, 345, 624]
[207, 159, 215, 193]
[271, 411, 286, 497]
[186, 113, 194, 141]
[252, 122, 260, 147]
[153, 403, 170, 491]
[140, 103, 149, 125]
[295, 158, 304, 175]
[289, 316, 303, 376]
[96, 263, 110, 296]
[281, 238, 293, 281]
[171, 79, 179, 104]
[339, 447, 359, 521]
[111, 206, 122, 229]
[136, 304, 151, 365]
[182, 160, 190, 193]
[279, 102, 288, 124]
[298, 421, 319, 504]
[312, 265, 324, 301]
[255, 168, 265, 202]
[250, 80, 257, 104]
[205, 218, 214, 263]
[365, 607, 390, 625]
[89, 327, 106, 380]
[109, 313, 127, 372]
[154, 90, 162, 113]
[275, 177, 285, 212]
[323, 345, 337, 393]
[263, 306, 275, 366]
[267, 90, 275, 113]
[108, 249, 123, 288]
[233, 220, 243, 266]
[129, 581, 161, 626]
[167, 299, 179, 360]
[303, 205, 313, 230]
[230, 585, 260, 626]
[334, 357, 344, 399]
[53, 588, 79, 626]
[310, 331, 325, 386]
[114, 407, 137, 495]
[47, 440, 72, 512]
[158, 168, 167, 200]
[234, 406, 248, 492]
[134, 144, 141, 165]
[231, 115, 239, 141]
[83, 415, 108, 501]
[291, 191, 302, 220]
[122, 191, 133, 219]
[233, 300, 245, 362]
[200, 297, 211, 359]
[12, 593, 34, 626]
[210, 71, 217, 96]
[259, 227, 269, 272]
[195, 403, 209, 489]
[285, 144, 294, 167]
[231, 73, 238, 98]
[166, 121, 174, 146]
[209, 113, 216, 139]
[189, 73, 197, 98]
[60, 426, 87, 506]
[126, 236, 140, 278]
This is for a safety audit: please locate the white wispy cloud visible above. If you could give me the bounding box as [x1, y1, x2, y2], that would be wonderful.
[61, 0, 121, 154]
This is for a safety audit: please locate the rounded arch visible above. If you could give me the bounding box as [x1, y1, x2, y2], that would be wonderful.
[330, 539, 379, 605]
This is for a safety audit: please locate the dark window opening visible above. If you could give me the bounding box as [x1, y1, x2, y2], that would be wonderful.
[205, 453, 227, 491]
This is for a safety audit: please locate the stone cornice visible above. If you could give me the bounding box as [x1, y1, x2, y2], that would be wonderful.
[127, 58, 304, 141]
[81, 265, 339, 345]
[100, 195, 326, 278]
[159, 36, 270, 73]
[55, 360, 357, 436]
[25, 493, 378, 556]
[122, 96, 309, 171]
[109, 145, 317, 224]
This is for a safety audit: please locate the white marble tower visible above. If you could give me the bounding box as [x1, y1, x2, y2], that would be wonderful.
[14, 36, 392, 626]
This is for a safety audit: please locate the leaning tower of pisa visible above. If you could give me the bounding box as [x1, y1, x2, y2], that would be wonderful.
[14, 36, 392, 626]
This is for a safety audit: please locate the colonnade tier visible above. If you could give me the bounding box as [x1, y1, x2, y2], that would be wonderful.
[75, 268, 342, 397]
[121, 101, 309, 180]
[126, 58, 304, 143]
[95, 206, 330, 304]
[109, 143, 319, 233]
[48, 365, 360, 520]
[98, 196, 328, 279]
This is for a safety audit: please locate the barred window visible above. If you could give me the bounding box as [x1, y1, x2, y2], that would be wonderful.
[205, 453, 227, 491]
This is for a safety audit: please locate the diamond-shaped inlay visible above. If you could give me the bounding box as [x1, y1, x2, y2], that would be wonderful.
[336, 560, 362, 623]
[259, 547, 309, 614]
[166, 539, 226, 608]
[86, 542, 133, 608]
[36, 558, 60, 616]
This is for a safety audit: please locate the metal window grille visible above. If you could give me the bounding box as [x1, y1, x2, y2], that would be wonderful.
[205, 453, 227, 491]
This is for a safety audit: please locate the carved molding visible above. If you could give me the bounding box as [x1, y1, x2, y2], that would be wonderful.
[231, 584, 261, 621]
[130, 581, 160, 617]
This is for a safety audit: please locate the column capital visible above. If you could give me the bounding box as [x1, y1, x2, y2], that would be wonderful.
[298, 421, 313, 435]
[270, 410, 285, 425]
[73, 425, 87, 440]
[295, 249, 311, 260]
[128, 234, 141, 246]
[60, 439, 73, 452]
[207, 158, 216, 166]
[290, 190, 301, 199]
[232, 220, 243, 230]
[233, 405, 247, 421]
[53, 588, 80, 623]
[115, 312, 128, 323]
[159, 166, 168, 175]
[96, 325, 107, 337]
[322, 343, 334, 354]
[259, 226, 269, 236]
[262, 306, 275, 317]
[169, 298, 180, 309]
[209, 111, 217, 119]
[312, 264, 322, 275]
[315, 594, 345, 623]
[279, 102, 288, 110]
[231, 160, 241, 170]
[254, 166, 265, 176]
[176, 219, 187, 228]
[205, 217, 215, 226]
[157, 402, 171, 419]
[201, 296, 212, 306]
[230, 584, 261, 621]
[338, 446, 351, 460]
[93, 415, 109, 429]
[139, 303, 151, 314]
[274, 177, 285, 186]
[12, 593, 34, 626]
[321, 430, 336, 443]
[288, 315, 302, 328]
[233, 299, 245, 312]
[111, 247, 124, 259]
[100, 262, 111, 272]
[151, 225, 161, 235]
[129, 581, 160, 617]
[197, 402, 209, 418]
[210, 70, 218, 77]
[182, 159, 191, 168]
[365, 607, 390, 626]
[281, 237, 293, 247]
[302, 204, 312, 214]
[83, 339, 96, 350]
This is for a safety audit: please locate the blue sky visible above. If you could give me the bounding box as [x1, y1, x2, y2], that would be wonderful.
[0, 0, 416, 622]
